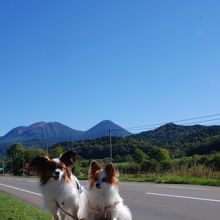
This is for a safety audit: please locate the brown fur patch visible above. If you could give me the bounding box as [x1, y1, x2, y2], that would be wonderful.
[30, 157, 71, 185]
[105, 163, 118, 186]
[60, 151, 76, 168]
[88, 160, 102, 189]
[88, 161, 119, 189]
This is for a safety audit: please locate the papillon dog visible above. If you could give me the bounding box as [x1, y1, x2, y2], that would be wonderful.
[86, 160, 132, 220]
[53, 151, 87, 220]
[29, 151, 81, 220]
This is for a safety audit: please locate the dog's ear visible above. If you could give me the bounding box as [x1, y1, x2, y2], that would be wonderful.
[29, 156, 50, 175]
[105, 163, 116, 178]
[89, 160, 102, 177]
[105, 163, 119, 185]
[88, 160, 102, 189]
[60, 150, 76, 168]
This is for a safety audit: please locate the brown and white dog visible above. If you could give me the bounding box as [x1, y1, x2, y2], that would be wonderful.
[85, 160, 132, 220]
[29, 151, 81, 220]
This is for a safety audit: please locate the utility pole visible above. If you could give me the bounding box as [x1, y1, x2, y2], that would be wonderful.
[2, 160, 4, 176]
[109, 128, 112, 163]
[46, 143, 49, 156]
[22, 151, 25, 176]
[11, 157, 13, 176]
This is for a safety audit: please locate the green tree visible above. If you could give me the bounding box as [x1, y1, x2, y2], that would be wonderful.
[49, 145, 64, 158]
[24, 148, 46, 163]
[149, 147, 170, 162]
[6, 143, 24, 173]
[133, 148, 146, 163]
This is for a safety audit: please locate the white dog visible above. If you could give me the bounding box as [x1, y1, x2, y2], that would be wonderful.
[85, 160, 132, 220]
[30, 151, 81, 220]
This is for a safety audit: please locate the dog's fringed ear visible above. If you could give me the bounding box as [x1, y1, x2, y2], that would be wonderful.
[105, 163, 119, 185]
[29, 156, 50, 175]
[105, 163, 115, 178]
[89, 160, 102, 177]
[60, 150, 76, 168]
[88, 160, 102, 189]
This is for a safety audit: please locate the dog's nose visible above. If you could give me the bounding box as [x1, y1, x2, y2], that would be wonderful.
[96, 182, 101, 188]
[55, 171, 60, 176]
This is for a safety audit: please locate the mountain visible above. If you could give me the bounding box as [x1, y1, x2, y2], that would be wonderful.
[1, 121, 220, 158]
[131, 123, 220, 155]
[132, 123, 220, 143]
[0, 122, 84, 152]
[83, 120, 132, 140]
[0, 120, 131, 153]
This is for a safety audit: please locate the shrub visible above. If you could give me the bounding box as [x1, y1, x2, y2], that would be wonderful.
[140, 159, 159, 172]
[160, 160, 172, 172]
[117, 163, 141, 174]
[210, 153, 220, 170]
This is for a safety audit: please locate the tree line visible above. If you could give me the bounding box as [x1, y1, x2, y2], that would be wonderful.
[2, 134, 220, 177]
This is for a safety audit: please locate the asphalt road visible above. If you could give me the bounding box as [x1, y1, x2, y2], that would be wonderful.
[1, 176, 220, 220]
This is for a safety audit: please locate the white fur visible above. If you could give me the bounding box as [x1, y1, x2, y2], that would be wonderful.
[86, 181, 132, 220]
[51, 158, 87, 220]
[40, 172, 80, 220]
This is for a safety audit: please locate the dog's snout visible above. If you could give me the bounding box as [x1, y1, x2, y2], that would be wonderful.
[96, 182, 101, 189]
[55, 171, 60, 176]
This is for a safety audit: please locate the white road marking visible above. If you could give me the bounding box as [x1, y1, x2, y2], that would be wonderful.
[28, 180, 38, 183]
[146, 192, 220, 203]
[0, 183, 42, 197]
[156, 185, 209, 191]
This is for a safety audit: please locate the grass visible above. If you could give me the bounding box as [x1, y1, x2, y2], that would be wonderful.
[0, 192, 50, 220]
[77, 174, 220, 186]
[119, 174, 220, 186]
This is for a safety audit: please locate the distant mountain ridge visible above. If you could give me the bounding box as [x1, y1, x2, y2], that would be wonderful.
[0, 120, 131, 153]
[1, 121, 220, 157]
[132, 123, 220, 144]
[1, 122, 82, 143]
[131, 123, 220, 155]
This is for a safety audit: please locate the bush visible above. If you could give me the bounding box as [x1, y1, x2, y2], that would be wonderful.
[140, 159, 159, 172]
[210, 153, 220, 170]
[117, 163, 141, 174]
[160, 160, 172, 172]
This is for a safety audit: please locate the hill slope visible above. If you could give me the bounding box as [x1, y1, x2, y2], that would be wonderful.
[131, 123, 220, 155]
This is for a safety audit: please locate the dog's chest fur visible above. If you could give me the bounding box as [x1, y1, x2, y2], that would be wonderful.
[41, 178, 79, 210]
[87, 184, 122, 219]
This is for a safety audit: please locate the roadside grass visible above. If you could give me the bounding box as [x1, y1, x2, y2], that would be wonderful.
[0, 192, 50, 220]
[119, 174, 220, 186]
[77, 164, 220, 186]
[77, 174, 220, 186]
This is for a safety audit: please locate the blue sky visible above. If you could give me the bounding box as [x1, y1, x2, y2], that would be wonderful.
[0, 0, 220, 136]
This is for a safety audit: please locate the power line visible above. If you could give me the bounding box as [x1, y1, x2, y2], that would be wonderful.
[63, 113, 220, 139]
[126, 118, 220, 132]
[124, 113, 220, 130]
[179, 118, 220, 126]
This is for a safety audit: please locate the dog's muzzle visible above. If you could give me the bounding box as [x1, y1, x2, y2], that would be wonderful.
[52, 170, 61, 181]
[95, 180, 102, 189]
